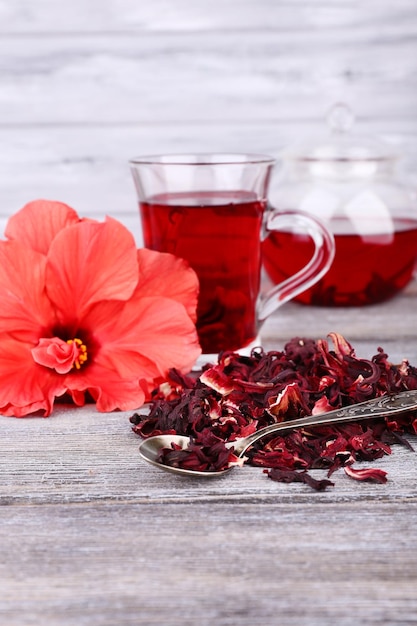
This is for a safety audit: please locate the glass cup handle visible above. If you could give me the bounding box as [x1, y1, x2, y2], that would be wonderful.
[258, 210, 335, 321]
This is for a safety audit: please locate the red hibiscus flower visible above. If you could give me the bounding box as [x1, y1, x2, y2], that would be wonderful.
[0, 200, 201, 417]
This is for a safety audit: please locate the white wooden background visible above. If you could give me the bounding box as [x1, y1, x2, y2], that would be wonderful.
[0, 0, 416, 245]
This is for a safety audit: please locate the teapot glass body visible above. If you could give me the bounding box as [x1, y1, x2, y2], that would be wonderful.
[263, 110, 417, 306]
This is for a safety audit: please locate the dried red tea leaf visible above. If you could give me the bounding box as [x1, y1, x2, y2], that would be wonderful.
[158, 431, 244, 473]
[130, 334, 417, 485]
[266, 382, 310, 420]
[265, 468, 334, 491]
[344, 465, 388, 483]
[200, 366, 236, 395]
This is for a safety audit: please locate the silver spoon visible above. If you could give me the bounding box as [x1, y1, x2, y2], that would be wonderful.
[138, 390, 417, 477]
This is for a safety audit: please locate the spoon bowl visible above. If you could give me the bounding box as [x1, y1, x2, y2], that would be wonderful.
[138, 390, 417, 477]
[138, 434, 230, 477]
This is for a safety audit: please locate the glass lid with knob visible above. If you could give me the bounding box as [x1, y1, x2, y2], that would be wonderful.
[285, 103, 397, 161]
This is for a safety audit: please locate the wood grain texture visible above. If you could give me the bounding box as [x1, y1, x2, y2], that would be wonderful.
[0, 30, 415, 126]
[1, 372, 416, 625]
[1, 400, 416, 506]
[1, 500, 417, 626]
[0, 121, 416, 243]
[1, 1, 416, 236]
[261, 281, 417, 360]
[0, 0, 416, 33]
[1, 291, 417, 624]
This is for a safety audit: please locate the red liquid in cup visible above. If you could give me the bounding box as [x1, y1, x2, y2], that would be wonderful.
[140, 191, 265, 353]
[263, 218, 417, 306]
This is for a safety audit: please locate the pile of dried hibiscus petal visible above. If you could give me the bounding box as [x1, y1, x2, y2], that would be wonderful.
[130, 332, 417, 490]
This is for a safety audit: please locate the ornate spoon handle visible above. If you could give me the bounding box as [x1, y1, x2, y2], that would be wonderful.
[232, 390, 417, 456]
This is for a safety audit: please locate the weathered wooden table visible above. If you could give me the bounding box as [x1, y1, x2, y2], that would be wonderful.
[1, 281, 416, 626]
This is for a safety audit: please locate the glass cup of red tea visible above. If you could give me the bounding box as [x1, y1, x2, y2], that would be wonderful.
[130, 153, 335, 361]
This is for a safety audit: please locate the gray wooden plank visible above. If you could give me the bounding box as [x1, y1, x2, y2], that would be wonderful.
[0, 31, 415, 125]
[0, 337, 416, 507]
[0, 499, 416, 625]
[1, 401, 415, 505]
[261, 281, 417, 363]
[1, 123, 416, 245]
[1, 0, 416, 34]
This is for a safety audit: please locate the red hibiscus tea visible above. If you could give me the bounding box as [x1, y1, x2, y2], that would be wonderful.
[263, 218, 417, 306]
[131, 153, 334, 359]
[140, 191, 265, 354]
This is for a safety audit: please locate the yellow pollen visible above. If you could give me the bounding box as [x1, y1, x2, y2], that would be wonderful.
[67, 338, 88, 370]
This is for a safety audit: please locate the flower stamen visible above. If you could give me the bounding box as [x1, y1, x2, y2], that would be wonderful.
[32, 336, 89, 374]
[67, 338, 88, 369]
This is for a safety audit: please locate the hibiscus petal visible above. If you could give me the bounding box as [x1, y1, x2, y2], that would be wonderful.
[0, 240, 55, 338]
[123, 295, 201, 374]
[84, 295, 201, 380]
[65, 363, 147, 412]
[46, 217, 139, 318]
[0, 335, 67, 417]
[93, 335, 162, 381]
[5, 199, 81, 255]
[136, 248, 199, 322]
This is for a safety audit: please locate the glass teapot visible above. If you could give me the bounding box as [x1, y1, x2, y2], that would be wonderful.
[263, 103, 417, 306]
